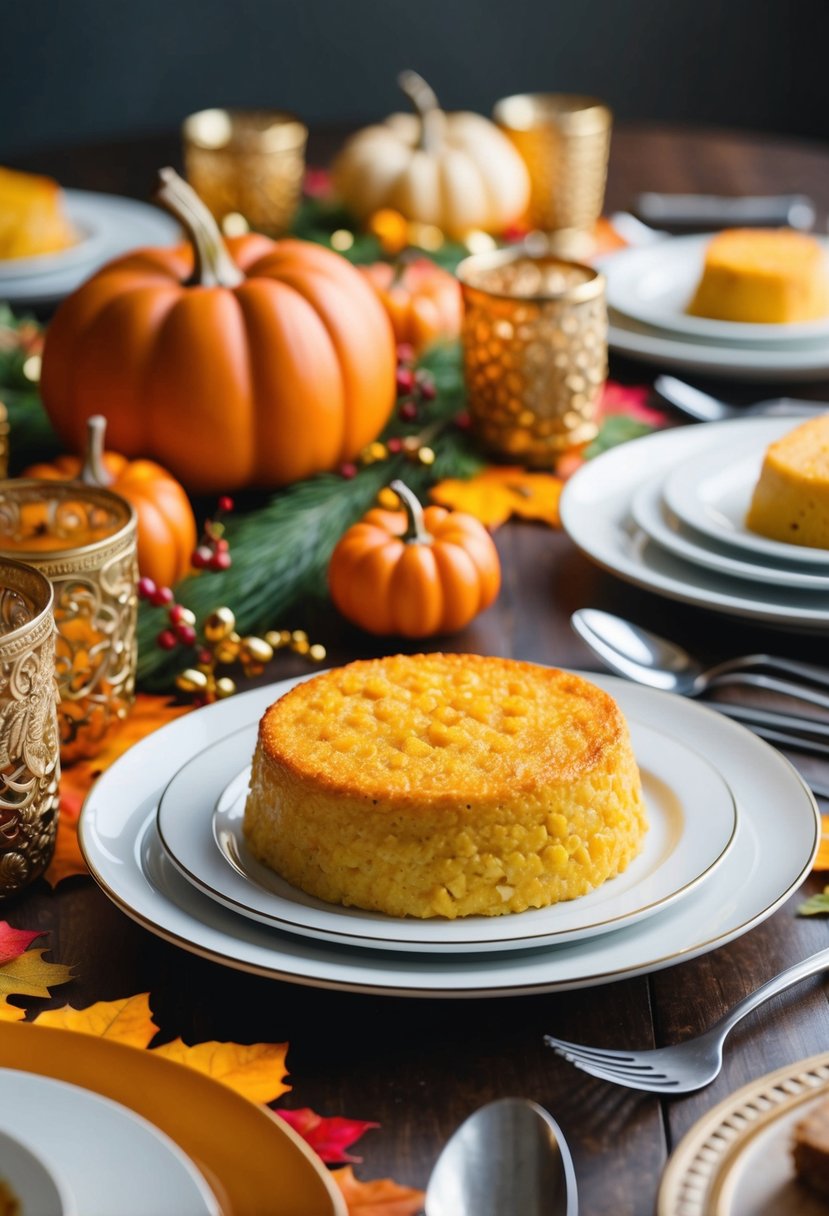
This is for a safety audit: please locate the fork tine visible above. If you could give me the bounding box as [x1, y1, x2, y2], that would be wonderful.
[543, 1035, 641, 1064]
[568, 1060, 682, 1090]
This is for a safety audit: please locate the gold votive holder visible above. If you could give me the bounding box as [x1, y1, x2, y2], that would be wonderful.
[457, 248, 607, 464]
[0, 558, 60, 897]
[182, 107, 308, 235]
[0, 481, 138, 763]
[494, 93, 612, 255]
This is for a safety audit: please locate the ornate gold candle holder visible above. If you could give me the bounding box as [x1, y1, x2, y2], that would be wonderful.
[182, 108, 308, 235]
[0, 558, 60, 897]
[494, 94, 612, 256]
[0, 481, 138, 763]
[457, 249, 607, 464]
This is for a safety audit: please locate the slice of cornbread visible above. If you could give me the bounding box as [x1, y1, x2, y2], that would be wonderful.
[793, 1098, 829, 1198]
[687, 228, 829, 324]
[0, 165, 76, 260]
[244, 653, 647, 920]
[746, 414, 829, 550]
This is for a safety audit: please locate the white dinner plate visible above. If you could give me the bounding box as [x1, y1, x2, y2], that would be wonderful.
[79, 672, 818, 998]
[0, 190, 180, 306]
[631, 475, 829, 589]
[605, 310, 829, 382]
[663, 428, 829, 568]
[156, 718, 737, 953]
[0, 1069, 220, 1216]
[604, 234, 829, 345]
[560, 417, 829, 631]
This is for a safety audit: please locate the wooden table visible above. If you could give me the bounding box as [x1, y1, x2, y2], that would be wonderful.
[8, 124, 829, 1215]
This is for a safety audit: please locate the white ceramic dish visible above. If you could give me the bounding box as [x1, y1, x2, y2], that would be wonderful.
[559, 417, 829, 630]
[79, 672, 818, 998]
[0, 1127, 72, 1216]
[604, 234, 829, 345]
[631, 475, 829, 590]
[0, 1068, 220, 1216]
[156, 718, 737, 953]
[605, 310, 829, 382]
[663, 430, 829, 568]
[0, 190, 180, 306]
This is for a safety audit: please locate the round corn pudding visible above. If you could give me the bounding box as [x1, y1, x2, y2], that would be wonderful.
[243, 653, 647, 920]
[746, 414, 829, 550]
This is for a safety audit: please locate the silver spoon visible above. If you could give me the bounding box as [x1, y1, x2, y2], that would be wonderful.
[653, 374, 828, 423]
[571, 609, 829, 708]
[425, 1098, 578, 1216]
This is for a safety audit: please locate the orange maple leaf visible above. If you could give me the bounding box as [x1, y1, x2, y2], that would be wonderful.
[430, 467, 563, 530]
[47, 695, 191, 886]
[333, 1166, 425, 1216]
[813, 815, 829, 870]
[151, 1037, 291, 1104]
[32, 993, 158, 1047]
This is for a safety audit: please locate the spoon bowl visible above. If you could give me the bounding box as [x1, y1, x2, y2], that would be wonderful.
[425, 1098, 577, 1216]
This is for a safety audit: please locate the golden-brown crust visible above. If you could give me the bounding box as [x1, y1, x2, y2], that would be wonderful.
[257, 653, 625, 803]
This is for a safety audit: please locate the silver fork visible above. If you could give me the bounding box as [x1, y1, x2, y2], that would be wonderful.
[545, 946, 829, 1093]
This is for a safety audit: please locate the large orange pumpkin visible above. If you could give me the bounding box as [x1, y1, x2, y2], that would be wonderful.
[40, 168, 397, 494]
[25, 415, 197, 589]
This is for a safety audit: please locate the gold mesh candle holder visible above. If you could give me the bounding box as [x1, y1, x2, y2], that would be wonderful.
[494, 94, 612, 256]
[0, 481, 138, 763]
[0, 558, 60, 897]
[457, 249, 607, 464]
[182, 108, 308, 235]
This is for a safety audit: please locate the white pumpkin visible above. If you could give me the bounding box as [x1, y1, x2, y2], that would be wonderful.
[333, 71, 531, 239]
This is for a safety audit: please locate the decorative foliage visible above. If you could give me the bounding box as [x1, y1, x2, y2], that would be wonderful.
[798, 884, 829, 915]
[33, 992, 155, 1046]
[0, 926, 72, 1021]
[0, 923, 39, 965]
[430, 466, 563, 529]
[275, 1107, 379, 1164]
[333, 1165, 425, 1216]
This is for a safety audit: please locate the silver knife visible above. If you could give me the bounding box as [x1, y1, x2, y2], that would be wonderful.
[636, 192, 816, 230]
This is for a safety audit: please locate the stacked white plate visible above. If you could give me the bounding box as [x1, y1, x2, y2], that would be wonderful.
[599, 234, 829, 381]
[560, 414, 829, 632]
[79, 668, 819, 998]
[0, 190, 180, 308]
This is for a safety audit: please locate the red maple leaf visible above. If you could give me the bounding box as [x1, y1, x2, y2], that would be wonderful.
[275, 1107, 379, 1164]
[0, 922, 41, 965]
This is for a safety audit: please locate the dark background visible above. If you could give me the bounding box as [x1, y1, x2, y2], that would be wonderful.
[3, 0, 829, 159]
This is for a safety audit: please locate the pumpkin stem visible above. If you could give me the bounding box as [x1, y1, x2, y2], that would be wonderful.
[153, 167, 244, 289]
[397, 70, 445, 155]
[80, 415, 114, 488]
[390, 479, 432, 545]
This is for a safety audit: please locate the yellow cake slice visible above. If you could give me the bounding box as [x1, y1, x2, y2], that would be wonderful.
[746, 414, 829, 550]
[0, 165, 76, 260]
[244, 653, 647, 920]
[688, 228, 829, 324]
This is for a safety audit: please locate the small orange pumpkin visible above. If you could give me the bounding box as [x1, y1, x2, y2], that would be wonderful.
[24, 415, 197, 588]
[328, 480, 500, 636]
[40, 168, 397, 494]
[360, 257, 462, 353]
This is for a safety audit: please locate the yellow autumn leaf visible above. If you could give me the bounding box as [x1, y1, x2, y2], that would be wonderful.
[430, 467, 562, 530]
[0, 949, 73, 1021]
[151, 1037, 291, 1104]
[32, 992, 158, 1047]
[334, 1165, 425, 1215]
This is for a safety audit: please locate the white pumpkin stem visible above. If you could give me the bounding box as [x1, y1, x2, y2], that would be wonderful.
[390, 479, 433, 545]
[397, 70, 445, 155]
[81, 415, 114, 488]
[154, 166, 244, 289]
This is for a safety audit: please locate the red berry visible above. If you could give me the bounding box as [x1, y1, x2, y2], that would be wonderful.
[168, 603, 187, 624]
[339, 462, 358, 479]
[191, 545, 213, 569]
[137, 576, 156, 600]
[217, 496, 234, 513]
[398, 401, 418, 422]
[455, 411, 472, 430]
[157, 628, 178, 650]
[417, 376, 437, 401]
[210, 550, 232, 571]
[396, 367, 416, 395]
[151, 586, 174, 607]
[191, 694, 207, 709]
[396, 342, 415, 365]
[215, 537, 230, 553]
[197, 648, 213, 665]
[387, 437, 403, 453]
[176, 623, 197, 645]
